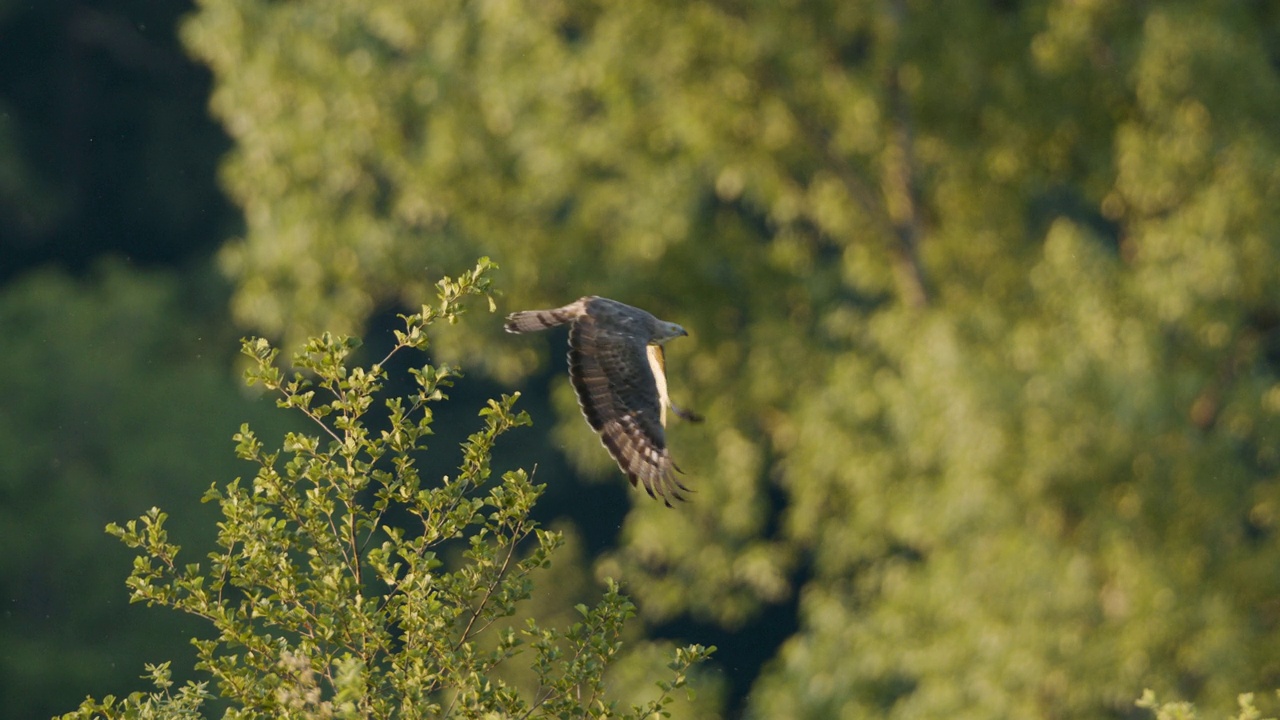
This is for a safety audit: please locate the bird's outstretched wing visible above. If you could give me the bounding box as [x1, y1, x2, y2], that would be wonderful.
[567, 309, 690, 506]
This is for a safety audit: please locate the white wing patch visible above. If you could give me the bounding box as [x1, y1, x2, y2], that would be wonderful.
[646, 344, 671, 428]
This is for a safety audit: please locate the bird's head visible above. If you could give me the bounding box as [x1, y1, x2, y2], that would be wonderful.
[653, 321, 689, 344]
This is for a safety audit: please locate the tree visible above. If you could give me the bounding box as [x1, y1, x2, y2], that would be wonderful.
[60, 261, 713, 719]
[180, 0, 1280, 716]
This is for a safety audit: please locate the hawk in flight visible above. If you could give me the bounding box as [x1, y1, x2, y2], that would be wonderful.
[505, 296, 701, 505]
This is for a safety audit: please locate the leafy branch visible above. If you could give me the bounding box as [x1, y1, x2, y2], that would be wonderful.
[61, 259, 713, 719]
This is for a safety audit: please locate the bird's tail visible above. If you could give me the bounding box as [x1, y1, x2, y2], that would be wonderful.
[504, 301, 584, 333]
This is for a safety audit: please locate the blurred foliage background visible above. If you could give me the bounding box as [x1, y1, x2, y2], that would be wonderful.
[3, 0, 1280, 718]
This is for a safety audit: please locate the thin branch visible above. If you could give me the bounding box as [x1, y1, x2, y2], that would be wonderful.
[882, 0, 929, 308]
[791, 1, 930, 309]
[518, 612, 609, 720]
[361, 391, 430, 554]
[285, 388, 344, 446]
[455, 527, 522, 650]
[347, 505, 362, 586]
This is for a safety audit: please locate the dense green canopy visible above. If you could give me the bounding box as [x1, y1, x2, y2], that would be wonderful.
[30, 0, 1280, 717]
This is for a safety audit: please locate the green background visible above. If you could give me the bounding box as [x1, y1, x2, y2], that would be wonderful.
[3, 1, 1280, 718]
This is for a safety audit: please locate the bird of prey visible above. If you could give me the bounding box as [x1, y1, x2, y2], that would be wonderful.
[505, 296, 701, 505]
